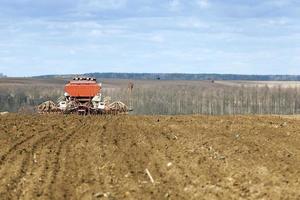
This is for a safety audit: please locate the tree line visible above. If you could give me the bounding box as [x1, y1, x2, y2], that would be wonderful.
[86, 73, 300, 81]
[0, 85, 62, 113]
[34, 73, 300, 81]
[1, 82, 300, 115]
[103, 84, 300, 115]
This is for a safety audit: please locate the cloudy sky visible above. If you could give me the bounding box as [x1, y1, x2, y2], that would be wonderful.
[0, 0, 300, 76]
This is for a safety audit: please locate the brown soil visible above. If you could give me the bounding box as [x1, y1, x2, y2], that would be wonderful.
[0, 115, 299, 200]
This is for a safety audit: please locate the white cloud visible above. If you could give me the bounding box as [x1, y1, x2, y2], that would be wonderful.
[177, 17, 210, 29]
[266, 0, 293, 7]
[196, 0, 210, 8]
[149, 34, 165, 43]
[77, 0, 127, 12]
[266, 18, 289, 26]
[169, 0, 181, 11]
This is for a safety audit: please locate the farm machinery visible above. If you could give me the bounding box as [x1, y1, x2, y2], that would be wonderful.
[37, 77, 132, 115]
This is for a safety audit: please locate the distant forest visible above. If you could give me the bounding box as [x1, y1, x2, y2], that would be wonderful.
[105, 84, 300, 115]
[2, 79, 300, 115]
[36, 73, 300, 81]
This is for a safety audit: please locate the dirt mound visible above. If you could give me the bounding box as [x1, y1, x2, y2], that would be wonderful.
[0, 115, 299, 199]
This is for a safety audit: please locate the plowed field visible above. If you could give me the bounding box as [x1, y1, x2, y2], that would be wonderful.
[0, 115, 299, 200]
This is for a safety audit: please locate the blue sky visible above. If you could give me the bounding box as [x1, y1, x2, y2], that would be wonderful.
[0, 0, 300, 76]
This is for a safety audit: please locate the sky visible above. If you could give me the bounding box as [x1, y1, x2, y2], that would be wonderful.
[0, 0, 300, 77]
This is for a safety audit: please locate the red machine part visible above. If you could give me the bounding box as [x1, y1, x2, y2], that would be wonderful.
[65, 80, 101, 97]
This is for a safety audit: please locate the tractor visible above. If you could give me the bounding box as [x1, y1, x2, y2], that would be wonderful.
[37, 77, 131, 115]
